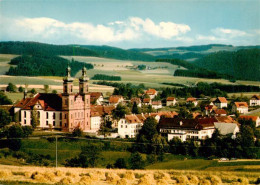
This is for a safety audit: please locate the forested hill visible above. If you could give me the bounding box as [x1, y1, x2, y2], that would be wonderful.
[76, 45, 155, 61]
[0, 42, 155, 61]
[6, 55, 93, 77]
[0, 41, 98, 56]
[194, 49, 260, 81]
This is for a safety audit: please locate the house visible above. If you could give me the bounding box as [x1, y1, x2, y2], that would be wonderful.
[239, 115, 260, 127]
[186, 97, 198, 107]
[131, 97, 142, 107]
[232, 102, 248, 114]
[204, 105, 217, 116]
[118, 114, 143, 138]
[211, 109, 227, 116]
[136, 113, 147, 123]
[157, 111, 178, 118]
[91, 105, 116, 127]
[142, 98, 151, 106]
[144, 113, 160, 122]
[158, 117, 216, 142]
[90, 111, 102, 132]
[166, 97, 177, 106]
[152, 101, 162, 109]
[90, 92, 104, 105]
[109, 95, 124, 107]
[214, 97, 228, 108]
[145, 89, 157, 99]
[14, 66, 91, 132]
[214, 122, 239, 139]
[249, 95, 260, 106]
[215, 116, 238, 124]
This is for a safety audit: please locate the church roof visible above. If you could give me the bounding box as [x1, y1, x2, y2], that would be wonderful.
[15, 93, 62, 111]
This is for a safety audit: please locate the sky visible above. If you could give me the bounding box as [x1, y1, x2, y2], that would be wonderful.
[0, 0, 260, 49]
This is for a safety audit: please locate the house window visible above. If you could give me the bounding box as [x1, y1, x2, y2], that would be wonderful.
[46, 112, 49, 119]
[37, 111, 40, 119]
[46, 120, 48, 126]
[60, 113, 62, 119]
[24, 111, 26, 118]
[60, 121, 62, 126]
[121, 125, 123, 128]
[125, 125, 127, 128]
[24, 119, 26, 124]
[53, 121, 55, 126]
[64, 113, 67, 119]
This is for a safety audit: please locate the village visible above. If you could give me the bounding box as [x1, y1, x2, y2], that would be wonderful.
[6, 66, 260, 143]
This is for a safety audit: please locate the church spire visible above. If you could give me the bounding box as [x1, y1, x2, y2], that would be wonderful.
[79, 65, 89, 94]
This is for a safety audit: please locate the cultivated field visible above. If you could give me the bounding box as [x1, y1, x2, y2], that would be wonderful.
[0, 164, 259, 184]
[0, 54, 18, 75]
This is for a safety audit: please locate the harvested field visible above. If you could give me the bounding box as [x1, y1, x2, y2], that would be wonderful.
[0, 164, 259, 184]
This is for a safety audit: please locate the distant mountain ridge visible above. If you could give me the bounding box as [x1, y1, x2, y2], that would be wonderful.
[130, 44, 260, 61]
[0, 41, 155, 61]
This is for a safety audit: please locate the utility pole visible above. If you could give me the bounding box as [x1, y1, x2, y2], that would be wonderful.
[56, 136, 58, 168]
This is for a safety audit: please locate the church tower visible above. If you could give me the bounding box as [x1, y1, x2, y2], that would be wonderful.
[79, 66, 91, 131]
[79, 66, 89, 94]
[62, 65, 74, 131]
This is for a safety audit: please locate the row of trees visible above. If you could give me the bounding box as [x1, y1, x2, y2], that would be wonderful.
[91, 74, 121, 81]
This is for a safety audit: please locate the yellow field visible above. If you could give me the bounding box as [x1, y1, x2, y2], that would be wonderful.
[0, 164, 259, 184]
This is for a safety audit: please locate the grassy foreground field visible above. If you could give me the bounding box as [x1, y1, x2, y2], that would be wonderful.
[0, 164, 259, 184]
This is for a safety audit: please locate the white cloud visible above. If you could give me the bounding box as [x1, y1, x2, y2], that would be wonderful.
[129, 17, 190, 39]
[212, 28, 247, 38]
[0, 16, 191, 44]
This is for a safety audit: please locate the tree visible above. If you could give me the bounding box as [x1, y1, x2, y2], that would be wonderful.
[31, 107, 39, 128]
[114, 158, 127, 169]
[6, 124, 24, 138]
[178, 107, 193, 119]
[65, 144, 102, 168]
[6, 83, 17, 92]
[22, 126, 33, 137]
[43, 85, 49, 93]
[18, 86, 24, 92]
[129, 152, 145, 169]
[0, 92, 12, 105]
[0, 108, 11, 128]
[30, 88, 37, 95]
[132, 101, 140, 114]
[112, 103, 130, 120]
[52, 90, 57, 94]
[137, 117, 158, 142]
[72, 127, 83, 137]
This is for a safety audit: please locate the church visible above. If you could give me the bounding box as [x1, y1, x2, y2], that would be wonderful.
[14, 66, 91, 132]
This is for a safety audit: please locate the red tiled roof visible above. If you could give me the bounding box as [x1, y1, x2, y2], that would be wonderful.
[166, 97, 175, 101]
[158, 117, 216, 130]
[193, 112, 201, 118]
[215, 97, 227, 103]
[157, 111, 178, 118]
[145, 89, 157, 95]
[143, 98, 151, 103]
[213, 109, 227, 115]
[109, 95, 123, 103]
[91, 111, 101, 117]
[186, 97, 196, 102]
[239, 115, 259, 122]
[91, 105, 115, 116]
[90, 92, 103, 99]
[125, 114, 142, 124]
[234, 102, 248, 108]
[131, 97, 141, 104]
[215, 116, 237, 123]
[152, 101, 162, 105]
[251, 95, 260, 100]
[136, 114, 146, 123]
[15, 93, 62, 111]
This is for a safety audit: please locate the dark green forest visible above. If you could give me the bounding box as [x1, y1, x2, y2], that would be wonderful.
[7, 55, 93, 77]
[0, 41, 98, 56]
[194, 49, 260, 81]
[0, 42, 155, 61]
[91, 74, 121, 81]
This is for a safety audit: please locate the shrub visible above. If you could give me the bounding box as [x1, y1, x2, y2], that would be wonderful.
[72, 127, 83, 137]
